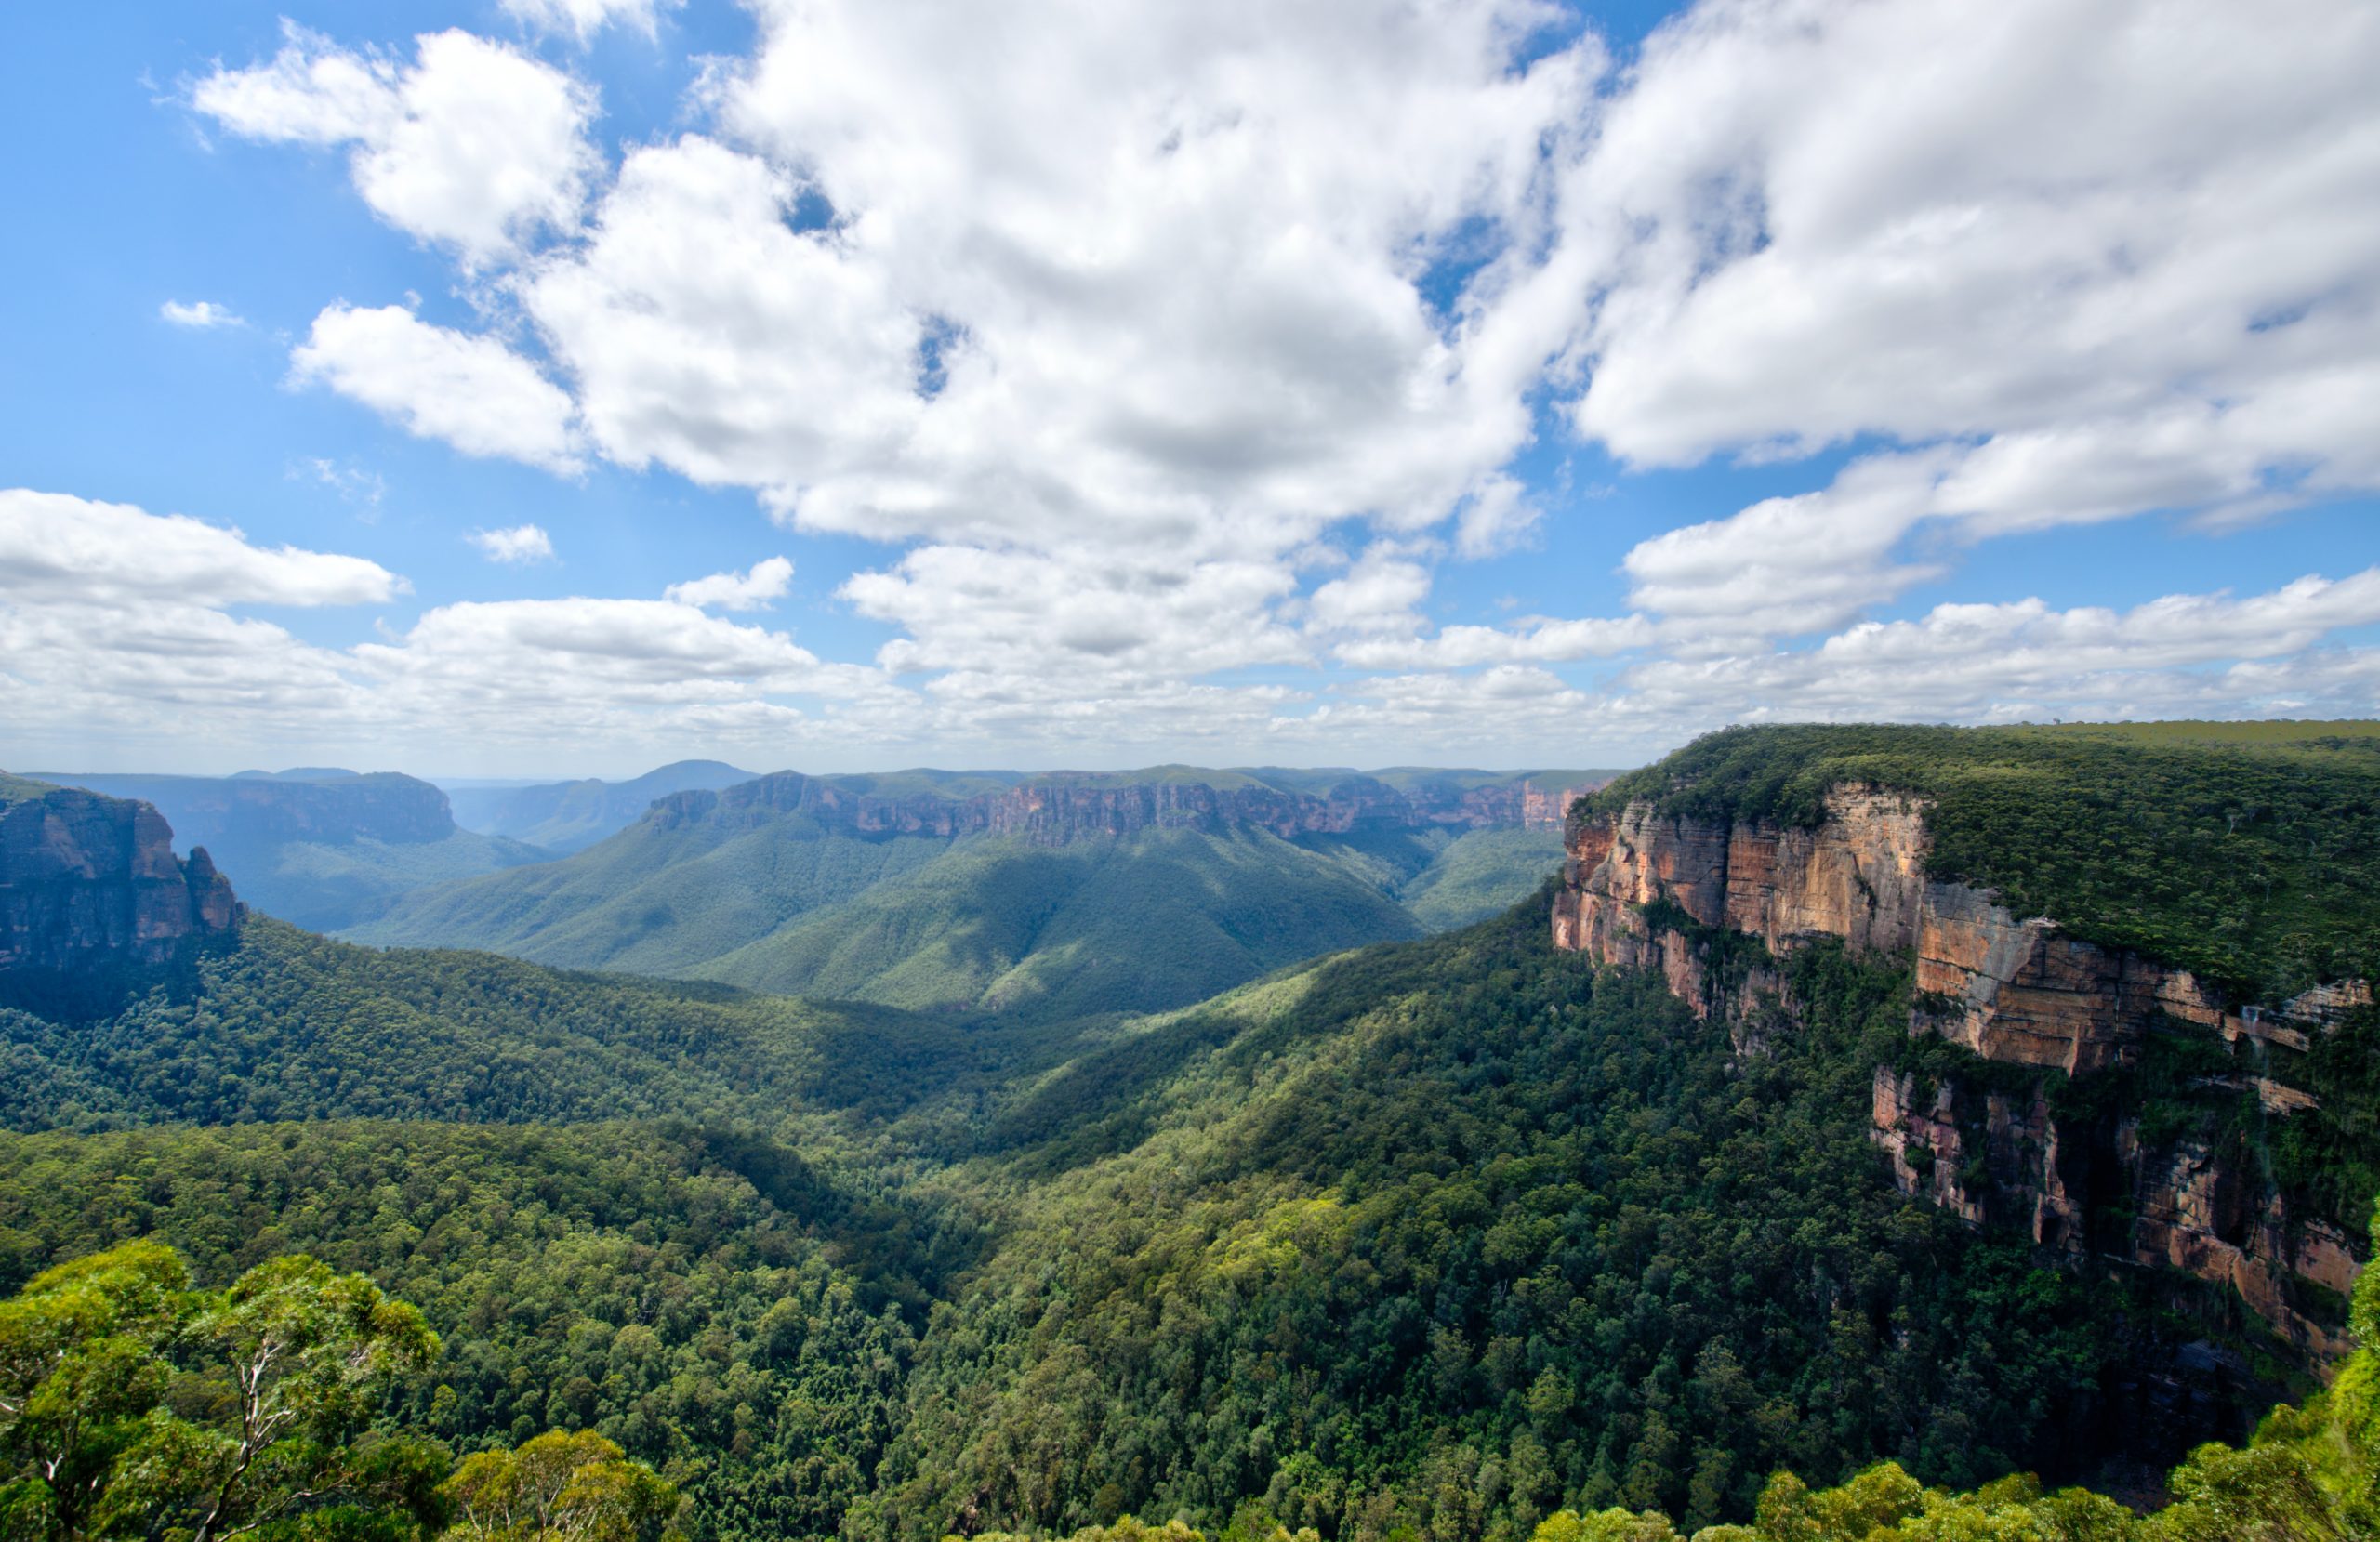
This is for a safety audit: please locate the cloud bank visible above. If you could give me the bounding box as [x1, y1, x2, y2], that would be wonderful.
[16, 0, 2375, 769]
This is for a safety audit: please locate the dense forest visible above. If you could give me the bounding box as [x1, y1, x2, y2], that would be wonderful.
[5, 724, 2377, 1538]
[0, 905, 2320, 1538]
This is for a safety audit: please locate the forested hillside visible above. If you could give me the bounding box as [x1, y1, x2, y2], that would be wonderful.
[444, 758, 760, 852]
[5, 727, 2376, 1539]
[0, 902, 2308, 1539]
[352, 767, 1588, 1019]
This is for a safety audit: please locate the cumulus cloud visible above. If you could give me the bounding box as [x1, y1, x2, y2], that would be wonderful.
[1335, 614, 1655, 671]
[467, 524, 555, 563]
[82, 0, 2380, 766]
[0, 489, 401, 608]
[161, 299, 244, 328]
[666, 556, 793, 610]
[499, 0, 679, 43]
[192, 24, 597, 266]
[291, 304, 582, 470]
[1555, 0, 2380, 521]
[844, 547, 1306, 680]
[1613, 572, 2380, 729]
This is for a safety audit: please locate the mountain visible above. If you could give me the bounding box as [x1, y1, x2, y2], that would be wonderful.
[31, 769, 549, 930]
[0, 774, 239, 1015]
[351, 765, 1613, 1016]
[1557, 720, 2380, 1356]
[3, 725, 2376, 1538]
[443, 758, 761, 853]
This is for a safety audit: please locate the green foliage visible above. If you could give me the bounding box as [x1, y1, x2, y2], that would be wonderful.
[856, 906, 2201, 1541]
[0, 917, 985, 1132]
[440, 1430, 683, 1542]
[0, 1240, 441, 1540]
[0, 1122, 924, 1539]
[1588, 723, 2380, 1001]
[356, 800, 1573, 1020]
[1396, 829, 1569, 932]
[699, 828, 1424, 1020]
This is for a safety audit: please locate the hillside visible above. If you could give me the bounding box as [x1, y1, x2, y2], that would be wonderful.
[33, 769, 548, 929]
[6, 729, 2376, 1539]
[0, 900, 2289, 1540]
[1564, 720, 2380, 1359]
[350, 766, 1597, 1017]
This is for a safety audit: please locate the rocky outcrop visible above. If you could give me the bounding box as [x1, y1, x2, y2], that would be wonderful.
[651, 771, 1609, 848]
[1554, 785, 2366, 1359]
[0, 782, 240, 1012]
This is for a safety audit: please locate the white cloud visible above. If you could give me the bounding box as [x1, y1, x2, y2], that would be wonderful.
[192, 24, 597, 266]
[1554, 0, 2380, 526]
[291, 304, 582, 470]
[467, 524, 555, 563]
[1611, 571, 2380, 730]
[1336, 614, 1655, 671]
[500, 0, 679, 43]
[1305, 547, 1434, 637]
[666, 556, 793, 610]
[843, 547, 1306, 680]
[160, 299, 244, 329]
[0, 489, 401, 608]
[74, 1, 2380, 769]
[297, 458, 387, 511]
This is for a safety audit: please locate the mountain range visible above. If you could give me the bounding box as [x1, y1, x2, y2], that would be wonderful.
[25, 768, 547, 930]
[351, 765, 1609, 1018]
[3, 725, 2375, 1540]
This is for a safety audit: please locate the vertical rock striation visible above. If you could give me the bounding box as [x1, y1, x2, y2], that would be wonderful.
[1554, 785, 2364, 1359]
[0, 781, 240, 1013]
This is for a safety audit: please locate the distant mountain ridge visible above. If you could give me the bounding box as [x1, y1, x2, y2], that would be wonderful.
[31, 770, 546, 930]
[444, 759, 759, 853]
[641, 764, 1603, 843]
[350, 764, 1617, 1018]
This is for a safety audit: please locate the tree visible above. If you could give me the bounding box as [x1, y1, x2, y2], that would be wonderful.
[437, 1430, 682, 1542]
[0, 1241, 189, 1539]
[0, 1242, 443, 1541]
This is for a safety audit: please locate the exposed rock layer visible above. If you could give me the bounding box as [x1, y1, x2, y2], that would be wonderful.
[0, 783, 240, 1011]
[652, 771, 1603, 847]
[1554, 786, 2362, 1359]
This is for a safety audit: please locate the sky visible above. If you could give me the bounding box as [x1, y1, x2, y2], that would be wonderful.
[2, 0, 2376, 779]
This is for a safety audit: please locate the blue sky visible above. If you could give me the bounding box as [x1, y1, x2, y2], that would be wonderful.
[3, 0, 2375, 777]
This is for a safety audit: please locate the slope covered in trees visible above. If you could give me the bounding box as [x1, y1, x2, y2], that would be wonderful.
[350, 767, 1597, 1020]
[0, 899, 2312, 1540]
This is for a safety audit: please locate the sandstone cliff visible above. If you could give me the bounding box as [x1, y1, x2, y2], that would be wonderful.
[650, 771, 1606, 847]
[0, 780, 241, 1013]
[1554, 784, 2364, 1359]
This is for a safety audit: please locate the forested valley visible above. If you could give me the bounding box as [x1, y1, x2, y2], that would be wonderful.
[5, 724, 2378, 1540]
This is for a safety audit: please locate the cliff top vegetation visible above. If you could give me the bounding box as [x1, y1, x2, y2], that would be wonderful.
[1583, 722, 2380, 1001]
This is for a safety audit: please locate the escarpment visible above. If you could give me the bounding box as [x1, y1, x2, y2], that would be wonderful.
[0, 780, 241, 1013]
[1554, 784, 2367, 1359]
[651, 770, 1605, 846]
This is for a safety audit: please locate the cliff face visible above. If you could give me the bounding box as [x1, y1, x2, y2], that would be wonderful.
[1554, 785, 2363, 1359]
[651, 772, 1607, 847]
[0, 784, 240, 1012]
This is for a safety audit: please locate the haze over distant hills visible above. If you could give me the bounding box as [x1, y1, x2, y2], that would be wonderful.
[352, 764, 1613, 1019]
[29, 770, 547, 931]
[443, 759, 760, 853]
